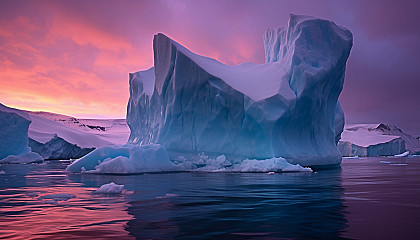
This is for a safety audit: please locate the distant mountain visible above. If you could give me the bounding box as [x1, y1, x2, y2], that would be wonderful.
[26, 111, 130, 145]
[24, 111, 130, 159]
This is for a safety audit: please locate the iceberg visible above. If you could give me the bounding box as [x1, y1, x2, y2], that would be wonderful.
[373, 124, 420, 154]
[0, 103, 43, 164]
[338, 123, 420, 157]
[95, 182, 125, 194]
[394, 151, 409, 157]
[66, 144, 174, 173]
[126, 14, 353, 167]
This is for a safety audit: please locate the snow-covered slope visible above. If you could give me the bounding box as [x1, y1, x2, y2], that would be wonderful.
[373, 124, 420, 154]
[127, 14, 353, 167]
[27, 111, 129, 145]
[0, 103, 43, 163]
[0, 104, 129, 160]
[24, 111, 130, 159]
[338, 123, 420, 156]
[28, 114, 112, 149]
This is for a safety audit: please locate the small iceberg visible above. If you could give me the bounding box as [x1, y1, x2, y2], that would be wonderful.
[379, 161, 391, 164]
[95, 182, 124, 194]
[342, 156, 359, 159]
[394, 151, 410, 157]
[156, 193, 179, 199]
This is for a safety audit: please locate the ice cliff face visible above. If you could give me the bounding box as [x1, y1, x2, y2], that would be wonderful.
[0, 104, 31, 159]
[127, 15, 353, 167]
[0, 103, 43, 163]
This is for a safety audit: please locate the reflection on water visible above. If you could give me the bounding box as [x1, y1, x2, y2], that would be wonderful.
[120, 171, 346, 239]
[0, 161, 133, 239]
[1, 157, 420, 239]
[341, 157, 420, 240]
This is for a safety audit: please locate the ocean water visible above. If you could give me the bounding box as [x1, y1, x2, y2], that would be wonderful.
[1, 157, 419, 239]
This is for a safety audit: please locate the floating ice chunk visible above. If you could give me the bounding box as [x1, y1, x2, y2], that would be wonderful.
[66, 144, 173, 173]
[228, 158, 312, 172]
[394, 151, 410, 157]
[95, 182, 124, 194]
[156, 193, 179, 199]
[179, 155, 312, 172]
[342, 156, 359, 159]
[40, 193, 76, 201]
[0, 151, 43, 164]
[380, 161, 391, 164]
[68, 144, 312, 174]
[0, 170, 5, 174]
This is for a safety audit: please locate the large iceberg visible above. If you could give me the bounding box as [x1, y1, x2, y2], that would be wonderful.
[0, 103, 43, 164]
[126, 15, 352, 167]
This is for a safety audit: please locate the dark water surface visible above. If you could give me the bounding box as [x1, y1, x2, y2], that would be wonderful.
[1, 157, 419, 239]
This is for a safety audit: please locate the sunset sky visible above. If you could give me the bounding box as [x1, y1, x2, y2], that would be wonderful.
[1, 0, 419, 134]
